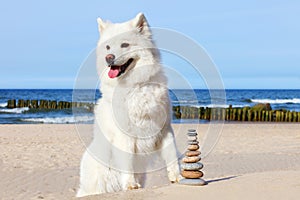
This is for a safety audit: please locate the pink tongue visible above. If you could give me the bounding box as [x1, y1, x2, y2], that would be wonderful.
[108, 68, 120, 78]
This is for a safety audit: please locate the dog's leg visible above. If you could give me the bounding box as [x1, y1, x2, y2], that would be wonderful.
[76, 151, 106, 197]
[160, 128, 181, 183]
[113, 137, 141, 191]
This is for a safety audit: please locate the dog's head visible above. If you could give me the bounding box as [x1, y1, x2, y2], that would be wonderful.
[96, 13, 161, 85]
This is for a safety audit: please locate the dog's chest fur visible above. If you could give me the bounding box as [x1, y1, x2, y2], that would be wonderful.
[95, 82, 170, 153]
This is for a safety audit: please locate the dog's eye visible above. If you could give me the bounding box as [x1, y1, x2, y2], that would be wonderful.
[121, 43, 129, 48]
[106, 45, 110, 50]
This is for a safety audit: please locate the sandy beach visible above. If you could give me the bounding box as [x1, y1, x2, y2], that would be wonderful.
[0, 123, 300, 200]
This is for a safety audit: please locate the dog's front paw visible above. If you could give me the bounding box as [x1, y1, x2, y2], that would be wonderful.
[169, 174, 182, 184]
[167, 164, 181, 183]
[168, 170, 181, 183]
[127, 183, 141, 190]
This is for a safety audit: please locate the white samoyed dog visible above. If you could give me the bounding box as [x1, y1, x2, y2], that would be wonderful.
[77, 13, 180, 197]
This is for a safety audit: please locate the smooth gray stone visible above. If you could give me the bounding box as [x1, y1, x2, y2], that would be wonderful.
[188, 141, 199, 145]
[188, 129, 196, 132]
[181, 162, 203, 171]
[187, 132, 197, 136]
[179, 178, 206, 186]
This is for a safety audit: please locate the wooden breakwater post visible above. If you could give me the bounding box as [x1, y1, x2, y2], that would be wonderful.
[39, 100, 49, 109]
[31, 100, 38, 108]
[172, 104, 300, 123]
[49, 101, 57, 109]
[4, 99, 300, 122]
[7, 99, 16, 108]
[6, 99, 94, 110]
[17, 99, 25, 108]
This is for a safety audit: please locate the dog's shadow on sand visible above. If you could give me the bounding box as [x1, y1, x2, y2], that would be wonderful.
[205, 175, 238, 184]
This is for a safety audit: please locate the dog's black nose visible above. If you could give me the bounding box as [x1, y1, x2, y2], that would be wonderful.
[105, 54, 115, 64]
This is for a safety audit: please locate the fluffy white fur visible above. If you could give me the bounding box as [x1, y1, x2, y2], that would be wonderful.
[77, 13, 180, 197]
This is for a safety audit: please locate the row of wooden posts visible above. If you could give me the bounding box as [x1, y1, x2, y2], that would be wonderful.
[6, 99, 94, 110]
[173, 106, 300, 122]
[5, 99, 300, 122]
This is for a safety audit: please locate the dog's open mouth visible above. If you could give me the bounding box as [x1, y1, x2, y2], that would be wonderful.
[108, 58, 134, 79]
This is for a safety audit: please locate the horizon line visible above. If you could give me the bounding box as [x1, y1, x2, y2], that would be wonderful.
[0, 88, 299, 90]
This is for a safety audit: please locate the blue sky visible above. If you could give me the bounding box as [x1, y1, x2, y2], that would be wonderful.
[0, 0, 299, 89]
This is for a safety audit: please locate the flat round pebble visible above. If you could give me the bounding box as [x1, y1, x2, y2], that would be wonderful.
[179, 178, 206, 186]
[188, 141, 199, 145]
[187, 132, 197, 136]
[182, 156, 201, 163]
[181, 162, 203, 171]
[185, 151, 201, 156]
[188, 144, 199, 151]
[187, 136, 197, 141]
[181, 170, 203, 178]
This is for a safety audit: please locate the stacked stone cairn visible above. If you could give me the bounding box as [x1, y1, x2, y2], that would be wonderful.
[179, 129, 206, 186]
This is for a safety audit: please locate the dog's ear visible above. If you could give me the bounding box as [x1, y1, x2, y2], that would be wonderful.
[97, 17, 108, 34]
[132, 13, 151, 36]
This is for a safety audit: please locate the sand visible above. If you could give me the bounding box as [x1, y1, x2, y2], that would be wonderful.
[0, 123, 300, 200]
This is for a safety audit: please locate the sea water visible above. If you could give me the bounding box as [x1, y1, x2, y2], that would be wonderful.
[0, 89, 299, 124]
